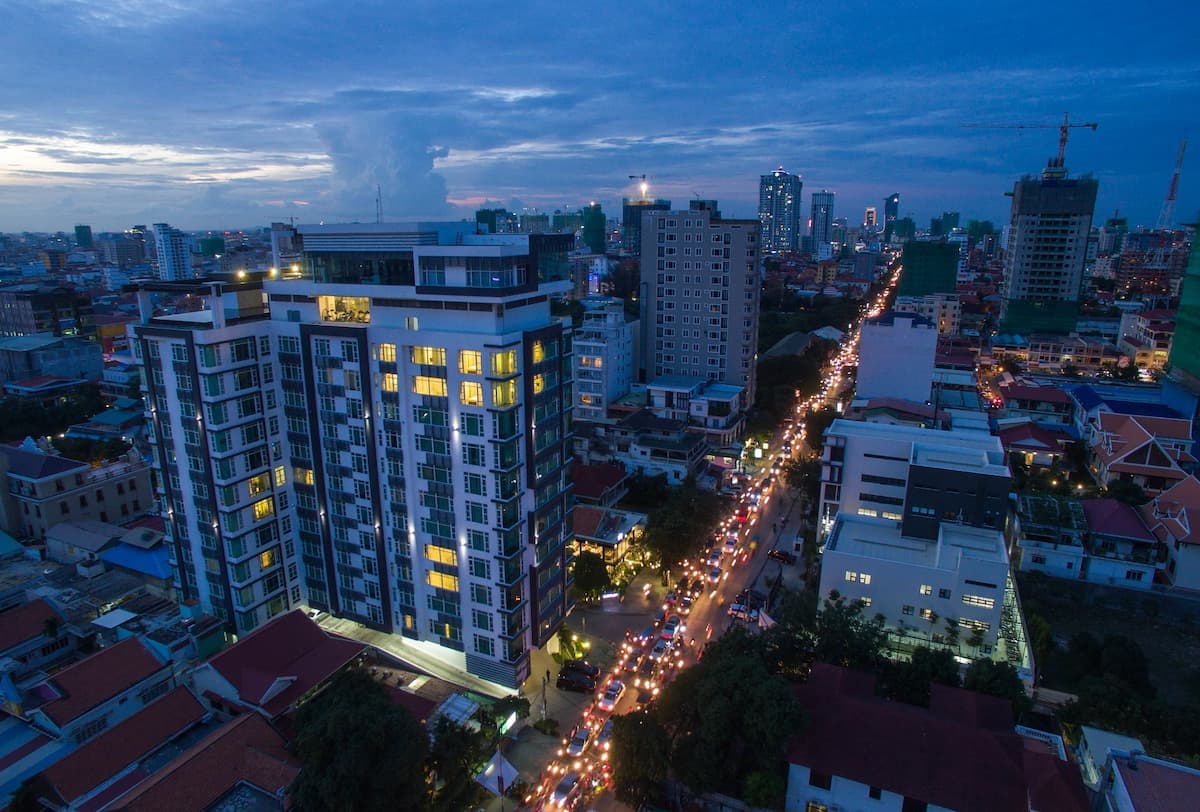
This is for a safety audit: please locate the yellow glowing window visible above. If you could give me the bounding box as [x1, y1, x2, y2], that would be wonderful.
[533, 373, 545, 394]
[460, 381, 484, 406]
[459, 350, 483, 375]
[413, 375, 448, 396]
[411, 346, 446, 366]
[426, 571, 459, 591]
[294, 467, 314, 485]
[491, 349, 517, 376]
[247, 473, 271, 497]
[532, 341, 546, 364]
[425, 544, 458, 566]
[274, 466, 286, 487]
[382, 373, 398, 392]
[404, 613, 414, 630]
[591, 357, 603, 368]
[492, 379, 517, 407]
[580, 394, 594, 405]
[259, 549, 276, 569]
[318, 295, 369, 323]
[252, 498, 274, 521]
[379, 343, 397, 363]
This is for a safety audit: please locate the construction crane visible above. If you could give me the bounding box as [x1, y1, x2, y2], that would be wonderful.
[628, 174, 648, 201]
[1155, 138, 1187, 232]
[962, 112, 1098, 170]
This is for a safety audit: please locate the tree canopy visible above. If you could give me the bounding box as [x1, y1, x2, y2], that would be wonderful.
[571, 550, 611, 599]
[640, 482, 724, 574]
[291, 669, 430, 812]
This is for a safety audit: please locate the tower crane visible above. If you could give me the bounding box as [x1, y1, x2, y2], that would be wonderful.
[1155, 138, 1187, 232]
[628, 174, 648, 201]
[962, 112, 1098, 171]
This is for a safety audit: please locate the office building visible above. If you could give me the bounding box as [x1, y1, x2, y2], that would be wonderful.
[758, 167, 803, 254]
[863, 207, 877, 229]
[897, 241, 958, 297]
[152, 223, 194, 282]
[883, 193, 900, 243]
[999, 161, 1098, 334]
[74, 225, 93, 250]
[582, 203, 607, 254]
[892, 293, 961, 336]
[574, 296, 637, 421]
[638, 204, 761, 405]
[810, 190, 835, 246]
[621, 197, 671, 256]
[0, 284, 95, 338]
[132, 222, 575, 688]
[1169, 231, 1200, 391]
[855, 312, 937, 404]
[97, 235, 145, 268]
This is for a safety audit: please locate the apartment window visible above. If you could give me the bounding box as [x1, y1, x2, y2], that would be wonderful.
[470, 556, 490, 579]
[919, 584, 932, 596]
[411, 346, 446, 366]
[470, 583, 491, 605]
[405, 316, 419, 331]
[808, 770, 832, 790]
[382, 372, 399, 392]
[460, 381, 484, 406]
[294, 467, 314, 485]
[426, 571, 459, 591]
[902, 605, 914, 615]
[252, 498, 274, 521]
[259, 549, 276, 569]
[378, 343, 397, 363]
[532, 373, 545, 395]
[962, 594, 995, 609]
[491, 349, 517, 376]
[919, 608, 934, 620]
[869, 787, 883, 800]
[464, 472, 486, 495]
[459, 350, 482, 375]
[844, 571, 858, 583]
[938, 588, 952, 600]
[860, 573, 871, 585]
[462, 413, 484, 436]
[466, 501, 488, 524]
[472, 608, 493, 632]
[1125, 570, 1145, 582]
[1031, 554, 1046, 565]
[413, 376, 447, 397]
[492, 379, 517, 408]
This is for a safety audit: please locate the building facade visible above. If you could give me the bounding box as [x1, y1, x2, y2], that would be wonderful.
[152, 223, 193, 282]
[620, 198, 670, 257]
[0, 284, 95, 338]
[131, 223, 575, 688]
[573, 296, 636, 422]
[855, 312, 937, 404]
[882, 193, 900, 243]
[999, 163, 1098, 334]
[758, 167, 802, 254]
[638, 206, 761, 405]
[810, 190, 835, 247]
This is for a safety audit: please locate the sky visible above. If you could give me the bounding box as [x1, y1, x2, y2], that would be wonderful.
[0, 0, 1197, 234]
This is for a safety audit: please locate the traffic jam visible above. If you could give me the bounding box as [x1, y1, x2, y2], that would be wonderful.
[528, 265, 900, 810]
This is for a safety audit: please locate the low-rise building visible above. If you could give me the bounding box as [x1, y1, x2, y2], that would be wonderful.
[894, 292, 961, 335]
[1090, 411, 1194, 494]
[1118, 308, 1175, 371]
[999, 382, 1075, 427]
[0, 598, 79, 679]
[645, 375, 745, 447]
[1097, 749, 1200, 812]
[0, 333, 103, 387]
[570, 505, 646, 567]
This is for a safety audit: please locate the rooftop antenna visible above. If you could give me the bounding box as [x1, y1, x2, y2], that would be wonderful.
[375, 185, 383, 224]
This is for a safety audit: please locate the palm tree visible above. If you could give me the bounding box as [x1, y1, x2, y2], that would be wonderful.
[944, 618, 961, 654]
[967, 628, 986, 657]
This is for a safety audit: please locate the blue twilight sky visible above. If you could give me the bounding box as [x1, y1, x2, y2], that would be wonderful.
[0, 0, 1197, 234]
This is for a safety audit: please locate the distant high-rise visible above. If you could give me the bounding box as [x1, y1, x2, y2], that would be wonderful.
[810, 190, 835, 245]
[621, 197, 671, 256]
[758, 167, 803, 253]
[1000, 160, 1098, 334]
[152, 223, 193, 282]
[582, 203, 607, 254]
[639, 204, 760, 403]
[897, 241, 959, 297]
[864, 207, 877, 229]
[883, 193, 900, 243]
[74, 225, 93, 250]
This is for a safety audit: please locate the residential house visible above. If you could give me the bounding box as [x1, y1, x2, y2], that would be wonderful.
[1096, 749, 1200, 812]
[190, 609, 365, 721]
[1013, 495, 1088, 581]
[570, 505, 646, 566]
[1118, 308, 1175, 372]
[785, 663, 1087, 812]
[1090, 411, 1194, 494]
[1141, 476, 1200, 591]
[999, 383, 1075, 428]
[24, 638, 172, 745]
[571, 462, 628, 507]
[1080, 499, 1162, 588]
[0, 598, 78, 679]
[998, 423, 1067, 468]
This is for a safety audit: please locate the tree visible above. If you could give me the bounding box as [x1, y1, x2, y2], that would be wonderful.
[611, 709, 671, 806]
[1106, 479, 1149, 507]
[963, 659, 1032, 721]
[966, 627, 986, 656]
[803, 406, 838, 453]
[291, 669, 430, 812]
[428, 716, 487, 812]
[571, 550, 611, 599]
[813, 593, 888, 672]
[879, 646, 962, 708]
[743, 770, 786, 808]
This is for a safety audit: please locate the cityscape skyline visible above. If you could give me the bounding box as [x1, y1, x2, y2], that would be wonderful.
[0, 1, 1197, 233]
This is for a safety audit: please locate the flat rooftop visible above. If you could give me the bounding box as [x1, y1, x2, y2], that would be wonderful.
[911, 442, 1009, 477]
[827, 514, 1008, 570]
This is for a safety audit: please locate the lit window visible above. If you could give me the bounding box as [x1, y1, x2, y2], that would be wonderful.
[379, 343, 397, 363]
[274, 466, 286, 487]
[961, 594, 995, 609]
[491, 349, 517, 376]
[318, 295, 369, 323]
[294, 467, 314, 485]
[844, 571, 858, 582]
[247, 473, 270, 497]
[425, 545, 458, 566]
[919, 584, 932, 596]
[259, 549, 276, 569]
[919, 608, 934, 620]
[382, 373, 398, 392]
[459, 350, 483, 375]
[531, 341, 545, 364]
[426, 571, 459, 591]
[411, 346, 446, 366]
[860, 573, 871, 585]
[533, 373, 545, 394]
[460, 381, 484, 406]
[252, 498, 274, 521]
[413, 376, 448, 397]
[492, 379, 517, 407]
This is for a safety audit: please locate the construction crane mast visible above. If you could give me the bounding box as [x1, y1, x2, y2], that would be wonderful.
[963, 112, 1098, 174]
[628, 174, 648, 201]
[1155, 138, 1187, 232]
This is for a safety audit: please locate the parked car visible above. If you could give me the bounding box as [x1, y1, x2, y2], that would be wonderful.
[565, 725, 593, 757]
[598, 679, 625, 712]
[768, 547, 797, 565]
[562, 659, 600, 678]
[557, 670, 596, 693]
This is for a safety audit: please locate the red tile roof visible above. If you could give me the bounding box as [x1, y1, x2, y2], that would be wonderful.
[39, 638, 166, 727]
[1024, 748, 1090, 812]
[571, 462, 627, 501]
[997, 422, 1064, 452]
[38, 687, 207, 805]
[1081, 499, 1157, 542]
[0, 598, 61, 654]
[788, 664, 1032, 812]
[1001, 383, 1073, 405]
[1141, 476, 1200, 546]
[204, 610, 366, 717]
[107, 713, 299, 812]
[1115, 756, 1200, 811]
[572, 505, 605, 538]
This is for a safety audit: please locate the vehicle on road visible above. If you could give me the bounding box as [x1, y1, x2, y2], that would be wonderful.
[653, 608, 666, 625]
[688, 578, 704, 597]
[564, 725, 593, 757]
[635, 657, 658, 689]
[549, 771, 582, 809]
[622, 651, 641, 672]
[598, 679, 625, 711]
[556, 670, 596, 693]
[708, 566, 722, 584]
[768, 547, 798, 565]
[596, 718, 614, 757]
[649, 639, 669, 661]
[722, 538, 737, 555]
[728, 604, 760, 623]
[662, 615, 681, 639]
[635, 625, 655, 644]
[562, 660, 600, 679]
[679, 595, 693, 615]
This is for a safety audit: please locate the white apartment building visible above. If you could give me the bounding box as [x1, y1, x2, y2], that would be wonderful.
[855, 312, 937, 404]
[893, 293, 961, 336]
[152, 223, 193, 282]
[132, 223, 576, 688]
[574, 296, 637, 422]
[639, 205, 761, 406]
